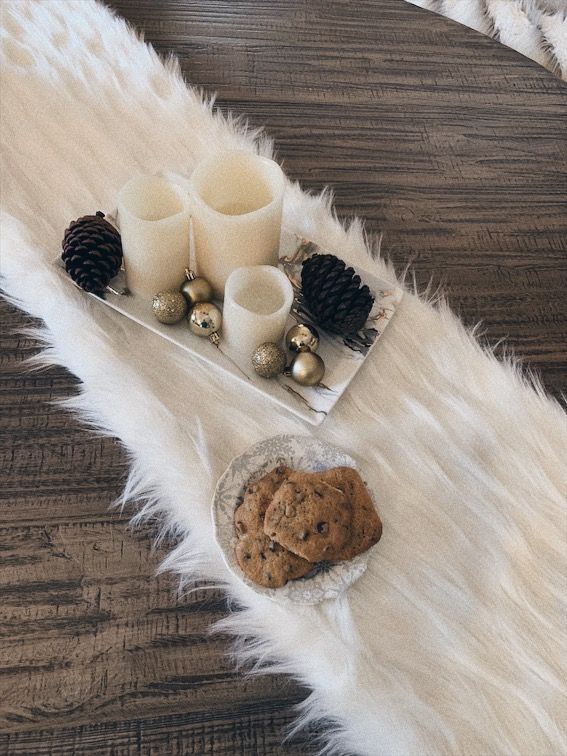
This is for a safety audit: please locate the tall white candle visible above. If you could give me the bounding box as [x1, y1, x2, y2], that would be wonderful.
[222, 266, 294, 361]
[188, 151, 285, 298]
[117, 175, 191, 298]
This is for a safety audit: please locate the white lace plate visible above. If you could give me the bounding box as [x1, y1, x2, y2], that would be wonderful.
[211, 434, 374, 604]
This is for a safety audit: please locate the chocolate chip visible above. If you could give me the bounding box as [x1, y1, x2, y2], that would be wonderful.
[244, 553, 251, 560]
[285, 504, 296, 517]
[260, 551, 266, 560]
[298, 529, 309, 541]
[268, 540, 277, 551]
[316, 522, 328, 534]
[235, 520, 246, 535]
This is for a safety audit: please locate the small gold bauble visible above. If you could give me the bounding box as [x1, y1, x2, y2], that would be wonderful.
[251, 342, 287, 378]
[180, 269, 213, 307]
[289, 351, 325, 386]
[188, 301, 222, 337]
[152, 290, 188, 324]
[285, 323, 320, 353]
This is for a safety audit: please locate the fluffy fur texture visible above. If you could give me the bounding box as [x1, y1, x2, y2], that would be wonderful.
[1, 2, 566, 753]
[406, 0, 567, 79]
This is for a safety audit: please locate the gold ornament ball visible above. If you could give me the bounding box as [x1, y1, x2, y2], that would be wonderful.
[152, 290, 188, 324]
[251, 342, 287, 378]
[290, 351, 325, 386]
[181, 273, 213, 307]
[188, 301, 222, 337]
[286, 323, 320, 353]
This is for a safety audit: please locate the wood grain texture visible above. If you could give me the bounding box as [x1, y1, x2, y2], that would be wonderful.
[1, 1, 566, 754]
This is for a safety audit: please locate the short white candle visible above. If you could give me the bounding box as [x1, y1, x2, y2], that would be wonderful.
[117, 175, 191, 298]
[222, 266, 294, 361]
[188, 151, 285, 298]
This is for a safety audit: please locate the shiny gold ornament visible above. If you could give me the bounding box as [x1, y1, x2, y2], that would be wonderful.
[152, 290, 188, 324]
[180, 268, 213, 307]
[289, 351, 325, 386]
[189, 301, 222, 339]
[285, 323, 320, 353]
[251, 342, 287, 378]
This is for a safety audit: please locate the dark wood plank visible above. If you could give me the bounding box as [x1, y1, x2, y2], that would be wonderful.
[2, 1, 566, 754]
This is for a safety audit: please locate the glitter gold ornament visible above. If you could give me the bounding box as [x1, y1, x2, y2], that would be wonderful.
[180, 268, 213, 307]
[251, 342, 287, 378]
[152, 290, 188, 324]
[285, 323, 320, 353]
[189, 301, 222, 341]
[289, 351, 325, 386]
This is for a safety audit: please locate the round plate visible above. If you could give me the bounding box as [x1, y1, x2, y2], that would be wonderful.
[211, 434, 371, 604]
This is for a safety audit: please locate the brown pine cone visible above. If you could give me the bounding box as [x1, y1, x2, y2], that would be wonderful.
[62, 211, 122, 296]
[301, 253, 374, 336]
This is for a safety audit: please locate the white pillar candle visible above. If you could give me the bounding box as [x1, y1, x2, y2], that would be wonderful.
[222, 265, 294, 361]
[117, 175, 191, 298]
[188, 151, 285, 298]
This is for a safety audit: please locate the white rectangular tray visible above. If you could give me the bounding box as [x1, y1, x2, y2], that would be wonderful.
[55, 231, 403, 425]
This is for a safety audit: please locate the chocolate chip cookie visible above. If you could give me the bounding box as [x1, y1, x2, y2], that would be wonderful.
[264, 474, 351, 562]
[235, 533, 312, 588]
[318, 467, 382, 559]
[234, 465, 290, 538]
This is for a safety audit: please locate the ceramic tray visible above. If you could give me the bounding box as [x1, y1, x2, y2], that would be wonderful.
[54, 230, 403, 426]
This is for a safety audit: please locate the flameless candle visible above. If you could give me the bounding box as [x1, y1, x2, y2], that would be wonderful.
[188, 151, 285, 298]
[222, 266, 294, 361]
[117, 175, 191, 298]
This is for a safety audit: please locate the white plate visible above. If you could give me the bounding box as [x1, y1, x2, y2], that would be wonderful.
[212, 434, 376, 604]
[55, 229, 403, 425]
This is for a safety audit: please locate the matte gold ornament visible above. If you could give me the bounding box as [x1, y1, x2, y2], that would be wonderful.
[289, 351, 325, 386]
[251, 342, 287, 378]
[152, 290, 188, 324]
[285, 323, 320, 353]
[180, 268, 213, 307]
[189, 301, 222, 341]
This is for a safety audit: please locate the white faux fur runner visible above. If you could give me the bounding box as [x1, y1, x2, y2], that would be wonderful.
[1, 2, 566, 754]
[406, 0, 567, 80]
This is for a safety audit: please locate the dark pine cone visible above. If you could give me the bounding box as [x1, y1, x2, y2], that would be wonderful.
[61, 211, 122, 296]
[301, 253, 374, 336]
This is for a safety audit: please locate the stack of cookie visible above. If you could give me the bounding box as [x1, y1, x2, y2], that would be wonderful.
[234, 465, 382, 588]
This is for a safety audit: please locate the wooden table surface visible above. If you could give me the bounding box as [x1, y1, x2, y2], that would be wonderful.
[1, 1, 566, 754]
